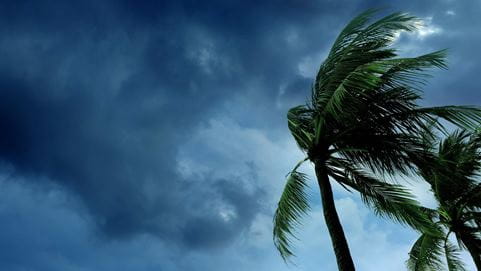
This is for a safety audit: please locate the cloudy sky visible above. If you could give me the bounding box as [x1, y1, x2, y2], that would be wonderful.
[1, 0, 480, 270]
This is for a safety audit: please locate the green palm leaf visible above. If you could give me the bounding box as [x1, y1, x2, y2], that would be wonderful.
[287, 106, 315, 151]
[420, 106, 481, 131]
[328, 159, 438, 234]
[273, 170, 310, 260]
[445, 242, 467, 271]
[407, 233, 444, 271]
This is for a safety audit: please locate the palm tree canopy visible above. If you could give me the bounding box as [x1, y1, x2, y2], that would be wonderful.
[423, 130, 481, 205]
[274, 9, 481, 261]
[408, 130, 481, 271]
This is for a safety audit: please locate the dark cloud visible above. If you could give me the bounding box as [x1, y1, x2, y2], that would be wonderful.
[0, 0, 350, 243]
[181, 179, 264, 248]
[1, 0, 481, 270]
[0, 0, 272, 245]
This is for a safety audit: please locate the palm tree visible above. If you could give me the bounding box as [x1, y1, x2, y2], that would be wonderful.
[408, 130, 481, 271]
[273, 10, 481, 271]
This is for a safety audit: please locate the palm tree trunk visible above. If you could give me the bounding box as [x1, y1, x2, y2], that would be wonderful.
[315, 162, 356, 271]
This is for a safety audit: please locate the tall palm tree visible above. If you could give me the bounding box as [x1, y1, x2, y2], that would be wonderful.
[408, 130, 481, 271]
[273, 10, 481, 271]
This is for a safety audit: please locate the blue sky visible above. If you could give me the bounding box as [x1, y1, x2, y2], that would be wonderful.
[0, 0, 480, 270]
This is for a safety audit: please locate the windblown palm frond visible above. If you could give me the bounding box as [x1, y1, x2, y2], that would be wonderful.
[458, 183, 481, 209]
[273, 169, 310, 260]
[419, 106, 481, 131]
[407, 233, 444, 271]
[444, 242, 467, 271]
[287, 106, 315, 151]
[426, 131, 481, 203]
[455, 226, 481, 253]
[314, 11, 419, 110]
[328, 158, 439, 234]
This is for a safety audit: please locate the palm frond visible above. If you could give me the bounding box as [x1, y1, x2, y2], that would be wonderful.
[456, 225, 481, 252]
[314, 12, 419, 105]
[273, 170, 310, 261]
[444, 241, 467, 271]
[328, 159, 439, 234]
[457, 183, 481, 209]
[439, 130, 481, 177]
[287, 106, 315, 151]
[313, 9, 377, 101]
[334, 132, 430, 176]
[378, 50, 447, 87]
[421, 130, 481, 205]
[312, 12, 429, 118]
[420, 106, 481, 131]
[407, 233, 444, 271]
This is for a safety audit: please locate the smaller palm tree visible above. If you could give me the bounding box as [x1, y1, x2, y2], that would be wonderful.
[408, 130, 481, 271]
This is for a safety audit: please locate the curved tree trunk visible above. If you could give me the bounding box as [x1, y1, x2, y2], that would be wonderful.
[315, 162, 356, 271]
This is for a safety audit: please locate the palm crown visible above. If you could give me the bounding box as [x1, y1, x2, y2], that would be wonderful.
[408, 130, 481, 270]
[273, 10, 481, 269]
